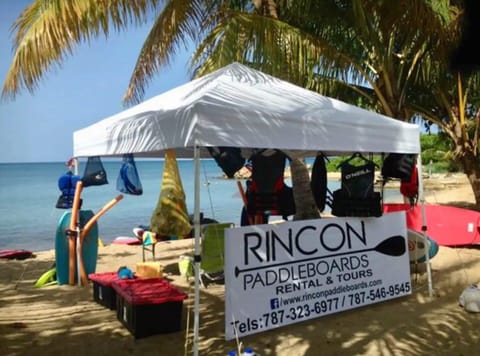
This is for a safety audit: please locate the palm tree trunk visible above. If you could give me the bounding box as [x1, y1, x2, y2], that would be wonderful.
[253, 0, 278, 18]
[289, 158, 320, 220]
[460, 151, 480, 208]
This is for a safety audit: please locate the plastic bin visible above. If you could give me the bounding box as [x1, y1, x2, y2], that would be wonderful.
[112, 278, 188, 338]
[88, 272, 121, 310]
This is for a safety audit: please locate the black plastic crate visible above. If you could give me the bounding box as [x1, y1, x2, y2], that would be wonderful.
[88, 272, 120, 310]
[112, 278, 187, 338]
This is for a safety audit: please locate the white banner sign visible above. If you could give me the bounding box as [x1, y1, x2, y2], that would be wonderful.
[224, 212, 411, 340]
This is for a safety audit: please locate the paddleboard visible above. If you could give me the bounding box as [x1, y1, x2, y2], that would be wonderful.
[112, 236, 141, 245]
[55, 210, 98, 285]
[384, 203, 480, 246]
[407, 229, 439, 263]
[0, 249, 33, 260]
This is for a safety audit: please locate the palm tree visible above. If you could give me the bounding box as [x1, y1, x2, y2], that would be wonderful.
[2, 0, 276, 104]
[3, 1, 480, 210]
[189, 0, 480, 207]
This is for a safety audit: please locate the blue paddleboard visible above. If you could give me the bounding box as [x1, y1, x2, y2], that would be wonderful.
[55, 210, 98, 285]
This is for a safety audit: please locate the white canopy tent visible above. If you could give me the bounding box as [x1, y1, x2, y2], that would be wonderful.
[74, 62, 420, 157]
[73, 62, 430, 355]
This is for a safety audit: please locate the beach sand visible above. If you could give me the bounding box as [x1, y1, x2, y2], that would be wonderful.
[1, 173, 480, 356]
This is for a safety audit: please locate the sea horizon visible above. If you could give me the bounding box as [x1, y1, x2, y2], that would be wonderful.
[0, 159, 399, 253]
[0, 159, 249, 252]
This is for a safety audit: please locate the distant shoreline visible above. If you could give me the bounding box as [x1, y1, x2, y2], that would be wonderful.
[223, 165, 470, 191]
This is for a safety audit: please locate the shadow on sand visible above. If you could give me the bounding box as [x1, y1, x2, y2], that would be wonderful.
[1, 240, 479, 356]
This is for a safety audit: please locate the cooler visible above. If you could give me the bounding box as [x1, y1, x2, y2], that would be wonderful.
[112, 278, 188, 338]
[136, 262, 163, 278]
[88, 272, 121, 310]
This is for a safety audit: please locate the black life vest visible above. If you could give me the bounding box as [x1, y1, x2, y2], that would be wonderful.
[246, 149, 295, 218]
[207, 146, 245, 178]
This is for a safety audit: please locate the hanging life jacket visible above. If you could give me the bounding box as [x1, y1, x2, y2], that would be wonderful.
[55, 171, 81, 209]
[246, 149, 296, 219]
[382, 153, 416, 181]
[207, 146, 245, 178]
[331, 153, 382, 218]
[400, 164, 418, 206]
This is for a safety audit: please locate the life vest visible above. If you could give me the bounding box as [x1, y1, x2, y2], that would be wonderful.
[56, 171, 81, 209]
[207, 146, 245, 178]
[382, 153, 416, 181]
[245, 149, 295, 219]
[400, 164, 418, 205]
[331, 153, 382, 217]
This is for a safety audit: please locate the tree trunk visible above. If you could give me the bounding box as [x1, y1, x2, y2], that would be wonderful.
[289, 158, 320, 220]
[446, 116, 480, 208]
[460, 151, 480, 208]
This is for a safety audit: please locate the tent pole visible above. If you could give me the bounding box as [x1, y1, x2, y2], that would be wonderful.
[416, 152, 433, 297]
[193, 145, 201, 356]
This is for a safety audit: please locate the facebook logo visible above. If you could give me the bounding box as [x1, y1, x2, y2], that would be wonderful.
[270, 298, 280, 310]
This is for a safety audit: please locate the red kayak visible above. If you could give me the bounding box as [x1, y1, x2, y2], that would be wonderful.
[384, 203, 480, 246]
[0, 249, 34, 260]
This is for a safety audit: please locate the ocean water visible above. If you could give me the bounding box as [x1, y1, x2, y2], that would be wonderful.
[0, 159, 254, 251]
[0, 159, 400, 252]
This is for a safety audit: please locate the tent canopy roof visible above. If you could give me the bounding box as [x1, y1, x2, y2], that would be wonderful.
[73, 62, 420, 158]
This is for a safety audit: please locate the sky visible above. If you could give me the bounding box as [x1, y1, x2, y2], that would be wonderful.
[0, 1, 192, 163]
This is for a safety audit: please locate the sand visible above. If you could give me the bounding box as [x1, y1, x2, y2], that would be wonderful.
[1, 173, 480, 356]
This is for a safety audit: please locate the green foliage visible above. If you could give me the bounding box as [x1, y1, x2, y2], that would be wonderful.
[420, 133, 460, 172]
[324, 133, 458, 173]
[419, 133, 449, 163]
[325, 154, 382, 172]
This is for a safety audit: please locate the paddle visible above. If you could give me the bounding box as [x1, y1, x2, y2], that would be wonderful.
[78, 194, 124, 285]
[68, 181, 83, 285]
[80, 194, 124, 242]
[234, 235, 406, 277]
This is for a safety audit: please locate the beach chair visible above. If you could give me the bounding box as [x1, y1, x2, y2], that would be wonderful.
[133, 228, 158, 262]
[200, 222, 234, 288]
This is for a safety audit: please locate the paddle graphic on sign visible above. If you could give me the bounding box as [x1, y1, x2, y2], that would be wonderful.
[234, 234, 406, 277]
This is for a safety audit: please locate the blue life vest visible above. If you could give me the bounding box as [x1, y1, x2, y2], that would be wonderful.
[56, 171, 81, 209]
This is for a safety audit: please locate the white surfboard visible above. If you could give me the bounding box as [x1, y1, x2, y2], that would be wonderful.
[407, 229, 439, 263]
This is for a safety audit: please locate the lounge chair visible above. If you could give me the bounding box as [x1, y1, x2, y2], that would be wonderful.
[200, 222, 234, 288]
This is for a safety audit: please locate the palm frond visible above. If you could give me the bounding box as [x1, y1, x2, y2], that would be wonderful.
[122, 0, 220, 104]
[2, 0, 158, 100]
[191, 10, 357, 87]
